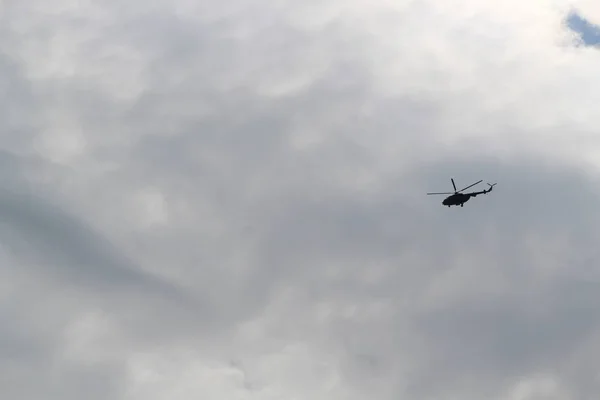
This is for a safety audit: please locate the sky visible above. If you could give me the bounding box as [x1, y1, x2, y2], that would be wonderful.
[567, 11, 600, 46]
[2, 0, 600, 399]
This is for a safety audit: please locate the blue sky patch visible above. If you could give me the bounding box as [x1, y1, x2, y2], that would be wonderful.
[567, 12, 600, 46]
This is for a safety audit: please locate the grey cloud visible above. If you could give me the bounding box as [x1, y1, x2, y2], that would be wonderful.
[3, 1, 600, 400]
[0, 362, 126, 400]
[114, 64, 600, 396]
[0, 183, 186, 299]
[221, 154, 600, 399]
[0, 151, 215, 344]
[0, 185, 222, 341]
[0, 53, 41, 153]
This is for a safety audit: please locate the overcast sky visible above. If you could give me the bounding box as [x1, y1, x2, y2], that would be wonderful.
[2, 1, 600, 399]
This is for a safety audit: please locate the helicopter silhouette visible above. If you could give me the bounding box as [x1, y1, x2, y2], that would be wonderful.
[427, 178, 496, 207]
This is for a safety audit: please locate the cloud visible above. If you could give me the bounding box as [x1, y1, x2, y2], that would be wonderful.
[570, 0, 600, 23]
[2, 0, 600, 399]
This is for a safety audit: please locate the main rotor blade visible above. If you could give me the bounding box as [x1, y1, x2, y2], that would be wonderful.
[427, 192, 453, 195]
[451, 178, 456, 192]
[457, 179, 482, 192]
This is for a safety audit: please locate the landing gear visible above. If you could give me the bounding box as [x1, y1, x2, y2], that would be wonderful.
[460, 203, 463, 207]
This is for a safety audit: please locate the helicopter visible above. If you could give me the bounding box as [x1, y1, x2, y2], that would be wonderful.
[427, 178, 496, 207]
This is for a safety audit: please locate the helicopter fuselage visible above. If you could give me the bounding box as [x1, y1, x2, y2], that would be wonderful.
[442, 193, 471, 207]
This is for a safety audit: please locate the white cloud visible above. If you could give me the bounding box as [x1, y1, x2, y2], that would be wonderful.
[570, 0, 600, 23]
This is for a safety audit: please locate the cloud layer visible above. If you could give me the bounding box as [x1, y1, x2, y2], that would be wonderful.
[1, 0, 600, 399]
